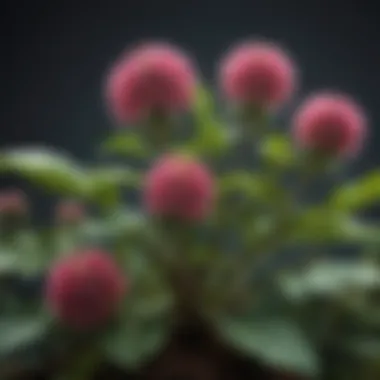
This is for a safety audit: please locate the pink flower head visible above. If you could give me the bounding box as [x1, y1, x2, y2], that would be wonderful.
[219, 40, 297, 109]
[45, 250, 127, 330]
[144, 154, 215, 221]
[55, 200, 85, 225]
[0, 189, 28, 217]
[292, 92, 367, 157]
[106, 42, 197, 124]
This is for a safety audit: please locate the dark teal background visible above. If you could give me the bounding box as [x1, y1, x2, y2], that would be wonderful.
[1, 0, 379, 221]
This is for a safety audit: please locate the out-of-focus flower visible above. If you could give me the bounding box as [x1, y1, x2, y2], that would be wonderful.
[292, 92, 367, 157]
[55, 200, 85, 225]
[219, 40, 297, 109]
[144, 153, 215, 221]
[45, 249, 127, 329]
[0, 189, 28, 218]
[106, 42, 197, 124]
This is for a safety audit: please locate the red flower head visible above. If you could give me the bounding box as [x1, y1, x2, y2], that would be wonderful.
[0, 189, 28, 217]
[45, 250, 127, 330]
[106, 42, 197, 124]
[144, 154, 215, 221]
[292, 92, 367, 158]
[219, 40, 297, 109]
[55, 200, 85, 225]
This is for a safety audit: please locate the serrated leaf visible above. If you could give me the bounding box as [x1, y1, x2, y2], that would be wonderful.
[330, 170, 380, 212]
[216, 316, 319, 376]
[0, 147, 87, 196]
[100, 132, 148, 158]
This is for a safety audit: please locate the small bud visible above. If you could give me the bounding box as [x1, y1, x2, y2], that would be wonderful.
[0, 189, 29, 234]
[55, 200, 85, 226]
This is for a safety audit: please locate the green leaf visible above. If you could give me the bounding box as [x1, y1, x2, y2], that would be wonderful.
[79, 219, 116, 245]
[100, 132, 149, 158]
[218, 171, 281, 202]
[289, 208, 342, 244]
[0, 147, 87, 196]
[80, 210, 145, 247]
[104, 314, 171, 370]
[131, 294, 173, 319]
[259, 134, 295, 168]
[52, 227, 84, 258]
[346, 336, 380, 361]
[87, 166, 141, 207]
[330, 170, 380, 212]
[291, 208, 380, 246]
[184, 86, 229, 157]
[0, 147, 142, 206]
[216, 316, 319, 376]
[0, 248, 18, 274]
[0, 231, 49, 275]
[0, 314, 50, 357]
[88, 167, 140, 188]
[16, 231, 50, 274]
[338, 217, 380, 245]
[280, 261, 380, 301]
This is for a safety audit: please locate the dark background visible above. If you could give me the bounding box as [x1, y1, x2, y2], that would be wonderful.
[1, 0, 379, 221]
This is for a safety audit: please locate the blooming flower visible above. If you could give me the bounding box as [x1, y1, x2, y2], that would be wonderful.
[292, 92, 367, 157]
[45, 250, 126, 329]
[144, 154, 215, 221]
[106, 42, 197, 123]
[219, 41, 296, 109]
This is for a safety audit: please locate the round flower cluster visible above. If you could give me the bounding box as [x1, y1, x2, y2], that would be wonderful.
[106, 42, 197, 124]
[219, 41, 297, 109]
[45, 250, 126, 329]
[143, 153, 215, 222]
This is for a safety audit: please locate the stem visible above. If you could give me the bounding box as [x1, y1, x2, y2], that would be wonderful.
[220, 152, 326, 309]
[145, 221, 202, 322]
[56, 343, 101, 380]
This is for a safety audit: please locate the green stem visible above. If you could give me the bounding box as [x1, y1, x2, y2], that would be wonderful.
[221, 151, 328, 309]
[56, 343, 101, 380]
[144, 221, 202, 321]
